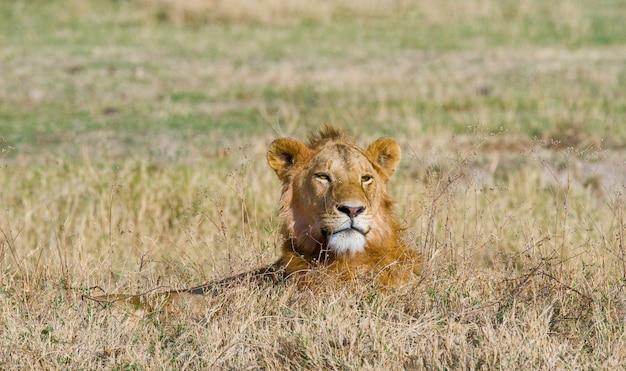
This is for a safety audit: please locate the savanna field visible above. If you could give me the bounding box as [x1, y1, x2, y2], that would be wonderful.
[2, 0, 626, 369]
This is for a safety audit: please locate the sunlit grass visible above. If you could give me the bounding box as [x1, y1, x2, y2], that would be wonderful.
[3, 128, 626, 368]
[2, 0, 626, 368]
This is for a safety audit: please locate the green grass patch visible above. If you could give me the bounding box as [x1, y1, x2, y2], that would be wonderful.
[2, 0, 626, 154]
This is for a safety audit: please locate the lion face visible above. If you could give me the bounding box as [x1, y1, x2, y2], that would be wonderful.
[291, 143, 386, 256]
[267, 127, 401, 259]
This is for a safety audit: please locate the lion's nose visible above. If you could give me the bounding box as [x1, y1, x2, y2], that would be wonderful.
[337, 204, 366, 218]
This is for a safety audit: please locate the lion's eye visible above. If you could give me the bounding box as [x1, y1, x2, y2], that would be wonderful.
[315, 173, 331, 182]
[361, 175, 373, 184]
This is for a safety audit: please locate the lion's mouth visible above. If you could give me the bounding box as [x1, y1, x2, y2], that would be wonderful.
[323, 225, 369, 237]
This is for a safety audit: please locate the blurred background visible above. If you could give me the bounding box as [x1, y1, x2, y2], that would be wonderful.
[2, 0, 625, 163]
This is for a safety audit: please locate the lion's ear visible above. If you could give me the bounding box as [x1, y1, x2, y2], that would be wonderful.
[366, 137, 402, 180]
[267, 138, 313, 181]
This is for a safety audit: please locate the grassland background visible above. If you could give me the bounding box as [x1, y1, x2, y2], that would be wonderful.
[2, 0, 626, 369]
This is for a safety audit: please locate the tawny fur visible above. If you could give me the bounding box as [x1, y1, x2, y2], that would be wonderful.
[266, 125, 421, 287]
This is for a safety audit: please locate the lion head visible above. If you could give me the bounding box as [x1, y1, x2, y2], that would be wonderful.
[267, 126, 420, 285]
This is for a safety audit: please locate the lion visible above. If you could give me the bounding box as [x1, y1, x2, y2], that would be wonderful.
[264, 125, 421, 286]
[84, 126, 420, 315]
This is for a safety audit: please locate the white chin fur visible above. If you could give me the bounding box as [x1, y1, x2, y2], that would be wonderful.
[327, 229, 366, 256]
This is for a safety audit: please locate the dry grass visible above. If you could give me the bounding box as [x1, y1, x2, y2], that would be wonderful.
[2, 0, 626, 368]
[3, 132, 626, 369]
